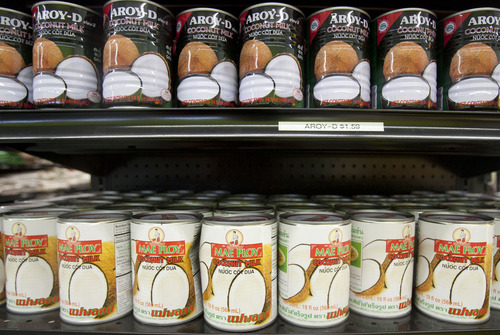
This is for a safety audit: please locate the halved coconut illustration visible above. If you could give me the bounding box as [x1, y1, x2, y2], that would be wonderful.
[422, 61, 437, 103]
[131, 53, 170, 99]
[448, 76, 499, 108]
[0, 258, 4, 297]
[69, 263, 108, 309]
[33, 72, 67, 103]
[239, 72, 275, 103]
[228, 268, 266, 315]
[449, 42, 498, 83]
[239, 40, 272, 79]
[385, 258, 413, 298]
[134, 257, 167, 304]
[151, 264, 190, 310]
[308, 263, 342, 306]
[59, 257, 83, 303]
[314, 41, 359, 80]
[55, 56, 99, 100]
[0, 75, 28, 105]
[286, 263, 307, 298]
[102, 69, 142, 102]
[103, 34, 140, 74]
[178, 41, 218, 80]
[264, 54, 301, 98]
[381, 75, 431, 108]
[177, 74, 220, 104]
[0, 42, 25, 76]
[450, 264, 487, 310]
[17, 66, 33, 104]
[328, 263, 350, 307]
[33, 38, 63, 73]
[492, 64, 500, 85]
[352, 60, 371, 102]
[211, 60, 238, 102]
[415, 238, 435, 288]
[383, 41, 429, 80]
[16, 256, 54, 299]
[313, 74, 360, 105]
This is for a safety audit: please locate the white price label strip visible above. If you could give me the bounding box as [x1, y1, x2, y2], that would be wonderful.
[278, 121, 384, 132]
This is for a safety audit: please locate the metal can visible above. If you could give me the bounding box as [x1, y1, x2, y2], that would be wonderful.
[3, 208, 73, 313]
[102, 0, 174, 107]
[373, 8, 438, 109]
[278, 212, 350, 327]
[239, 2, 305, 107]
[307, 7, 371, 108]
[441, 8, 500, 110]
[155, 203, 213, 218]
[31, 1, 102, 108]
[57, 211, 132, 324]
[349, 210, 415, 318]
[199, 214, 277, 331]
[214, 205, 275, 216]
[0, 7, 34, 109]
[175, 8, 239, 107]
[414, 212, 494, 323]
[131, 211, 203, 325]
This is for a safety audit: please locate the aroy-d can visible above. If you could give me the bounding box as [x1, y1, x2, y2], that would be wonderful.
[130, 212, 203, 325]
[239, 3, 305, 107]
[441, 8, 500, 110]
[278, 212, 351, 327]
[373, 8, 437, 109]
[414, 212, 494, 323]
[57, 211, 132, 324]
[175, 8, 239, 107]
[32, 1, 102, 108]
[307, 7, 371, 108]
[199, 214, 277, 331]
[3, 208, 73, 313]
[0, 7, 34, 108]
[349, 210, 415, 318]
[103, 0, 174, 107]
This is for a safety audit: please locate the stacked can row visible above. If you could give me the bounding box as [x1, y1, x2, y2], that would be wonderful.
[1, 2, 499, 110]
[0, 191, 499, 331]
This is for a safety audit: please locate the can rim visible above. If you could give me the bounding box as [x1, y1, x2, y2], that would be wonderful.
[419, 211, 494, 224]
[32, 1, 100, 16]
[374, 7, 437, 21]
[103, 0, 174, 17]
[58, 210, 131, 223]
[0, 7, 31, 18]
[442, 7, 500, 21]
[307, 7, 370, 20]
[469, 208, 500, 219]
[3, 208, 74, 219]
[350, 209, 415, 223]
[176, 7, 237, 21]
[280, 212, 349, 225]
[132, 211, 203, 224]
[240, 2, 305, 19]
[203, 213, 276, 226]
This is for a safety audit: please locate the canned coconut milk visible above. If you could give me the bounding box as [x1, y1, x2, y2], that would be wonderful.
[307, 7, 371, 108]
[199, 214, 277, 331]
[130, 212, 203, 325]
[373, 8, 437, 109]
[3, 208, 73, 313]
[239, 3, 305, 107]
[278, 212, 351, 327]
[57, 211, 132, 324]
[415, 212, 494, 323]
[0, 7, 33, 109]
[175, 8, 239, 107]
[103, 0, 174, 107]
[349, 210, 415, 317]
[32, 1, 102, 108]
[441, 8, 500, 110]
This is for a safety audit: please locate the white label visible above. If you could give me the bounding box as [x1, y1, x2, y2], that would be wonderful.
[492, 219, 500, 309]
[278, 121, 384, 132]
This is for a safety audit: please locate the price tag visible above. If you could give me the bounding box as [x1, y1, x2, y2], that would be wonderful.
[278, 122, 384, 132]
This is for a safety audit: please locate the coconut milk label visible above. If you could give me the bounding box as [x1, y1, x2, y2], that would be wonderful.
[239, 4, 305, 107]
[175, 9, 239, 107]
[57, 220, 132, 323]
[0, 229, 4, 305]
[373, 8, 437, 109]
[32, 2, 102, 108]
[278, 216, 351, 326]
[307, 7, 371, 108]
[494, 233, 500, 309]
[415, 216, 494, 322]
[0, 8, 33, 108]
[441, 8, 500, 110]
[103, 0, 173, 107]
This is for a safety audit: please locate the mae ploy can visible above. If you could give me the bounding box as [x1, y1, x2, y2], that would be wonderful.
[103, 0, 174, 107]
[349, 210, 415, 318]
[199, 214, 277, 331]
[441, 8, 500, 110]
[414, 212, 494, 323]
[57, 211, 132, 324]
[130, 212, 203, 325]
[0, 7, 33, 108]
[175, 8, 239, 107]
[307, 7, 371, 108]
[31, 1, 102, 108]
[239, 3, 305, 107]
[373, 8, 437, 109]
[278, 212, 351, 327]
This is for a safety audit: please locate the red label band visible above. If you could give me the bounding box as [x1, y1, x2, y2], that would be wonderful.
[211, 243, 263, 259]
[136, 240, 185, 256]
[58, 239, 102, 255]
[386, 237, 415, 253]
[5, 235, 48, 249]
[434, 240, 487, 256]
[310, 241, 350, 258]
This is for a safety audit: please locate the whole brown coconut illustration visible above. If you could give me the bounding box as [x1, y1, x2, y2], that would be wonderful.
[383, 41, 428, 80]
[0, 42, 25, 76]
[103, 34, 140, 74]
[314, 41, 358, 80]
[33, 38, 63, 73]
[449, 42, 498, 82]
[239, 39, 272, 79]
[177, 41, 218, 80]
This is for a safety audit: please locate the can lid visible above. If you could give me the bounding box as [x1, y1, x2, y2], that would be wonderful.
[176, 7, 237, 21]
[280, 212, 349, 225]
[103, 0, 174, 17]
[203, 214, 276, 226]
[469, 209, 500, 219]
[58, 210, 131, 223]
[32, 1, 101, 16]
[374, 8, 437, 21]
[420, 211, 494, 225]
[307, 7, 370, 20]
[132, 211, 202, 224]
[240, 2, 305, 19]
[0, 7, 32, 18]
[0, 202, 54, 213]
[442, 7, 500, 22]
[4, 208, 74, 219]
[215, 205, 275, 214]
[350, 209, 415, 223]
